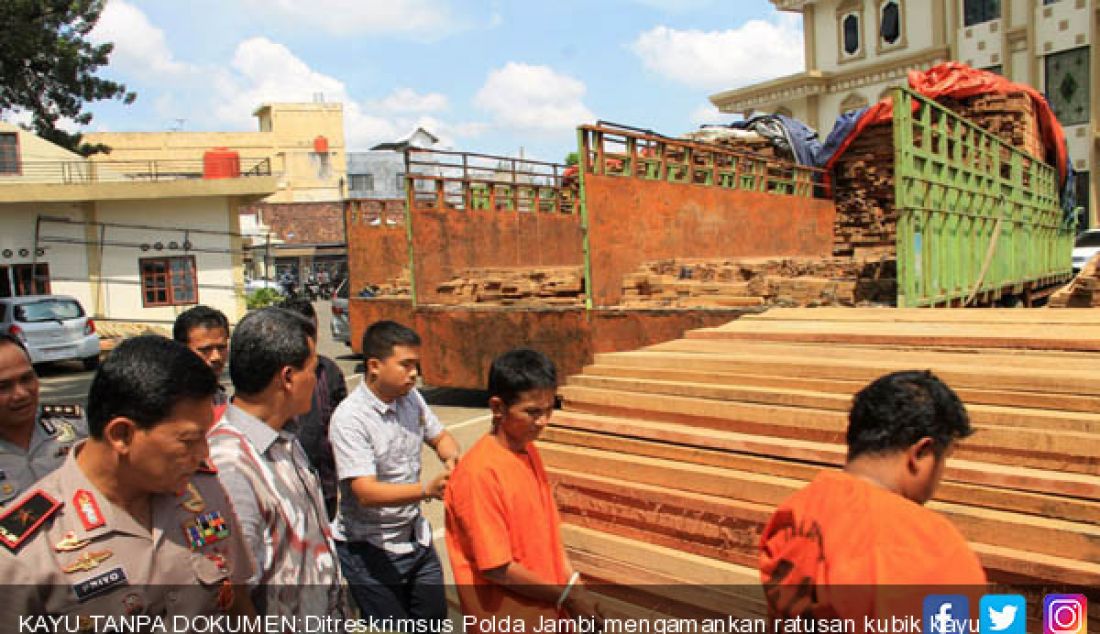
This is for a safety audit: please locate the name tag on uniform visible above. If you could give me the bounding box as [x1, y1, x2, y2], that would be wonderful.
[73, 567, 128, 603]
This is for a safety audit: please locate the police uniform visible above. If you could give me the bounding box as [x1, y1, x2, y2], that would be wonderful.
[0, 444, 255, 625]
[0, 404, 88, 506]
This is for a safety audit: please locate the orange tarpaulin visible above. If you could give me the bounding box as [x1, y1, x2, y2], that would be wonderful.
[824, 62, 1069, 185]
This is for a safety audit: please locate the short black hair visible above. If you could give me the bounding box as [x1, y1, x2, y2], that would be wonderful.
[847, 370, 973, 461]
[488, 348, 557, 406]
[362, 320, 420, 363]
[281, 298, 316, 321]
[86, 335, 218, 438]
[173, 305, 229, 344]
[230, 308, 316, 396]
[0, 333, 30, 362]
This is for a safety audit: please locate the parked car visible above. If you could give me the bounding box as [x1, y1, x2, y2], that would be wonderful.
[1072, 229, 1100, 272]
[1, 295, 100, 370]
[331, 279, 351, 347]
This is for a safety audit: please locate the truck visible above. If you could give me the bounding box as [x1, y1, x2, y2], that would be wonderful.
[343, 87, 1075, 389]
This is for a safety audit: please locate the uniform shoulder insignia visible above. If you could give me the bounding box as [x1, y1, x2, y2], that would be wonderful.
[0, 490, 62, 552]
[195, 460, 218, 475]
[41, 404, 84, 419]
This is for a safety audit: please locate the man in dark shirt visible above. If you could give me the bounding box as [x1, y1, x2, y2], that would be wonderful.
[281, 299, 347, 519]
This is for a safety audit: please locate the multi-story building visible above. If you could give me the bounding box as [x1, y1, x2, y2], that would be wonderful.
[0, 122, 276, 324]
[710, 0, 1096, 225]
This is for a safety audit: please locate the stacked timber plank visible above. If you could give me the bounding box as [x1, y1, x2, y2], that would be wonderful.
[1050, 254, 1100, 307]
[620, 257, 896, 307]
[940, 91, 1045, 163]
[543, 308, 1100, 602]
[434, 266, 584, 307]
[832, 124, 897, 258]
[364, 268, 411, 297]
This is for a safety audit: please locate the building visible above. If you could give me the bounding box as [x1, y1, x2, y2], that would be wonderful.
[84, 102, 349, 287]
[346, 127, 439, 200]
[0, 122, 276, 324]
[710, 0, 1097, 226]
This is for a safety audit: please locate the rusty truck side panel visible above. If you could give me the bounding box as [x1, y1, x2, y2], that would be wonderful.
[347, 298, 415, 354]
[344, 199, 409, 296]
[410, 209, 583, 303]
[583, 173, 837, 307]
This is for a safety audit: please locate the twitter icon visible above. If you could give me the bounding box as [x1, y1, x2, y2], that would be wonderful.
[982, 595, 1027, 634]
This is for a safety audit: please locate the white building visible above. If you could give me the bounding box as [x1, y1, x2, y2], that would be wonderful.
[710, 0, 1096, 225]
[0, 122, 276, 325]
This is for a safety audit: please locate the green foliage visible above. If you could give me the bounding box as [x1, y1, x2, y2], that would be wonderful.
[246, 288, 283, 310]
[564, 152, 579, 166]
[0, 0, 136, 155]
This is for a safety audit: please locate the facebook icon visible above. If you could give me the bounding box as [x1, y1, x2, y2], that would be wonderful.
[924, 595, 972, 634]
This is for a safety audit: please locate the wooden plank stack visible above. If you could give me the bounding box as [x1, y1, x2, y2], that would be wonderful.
[543, 308, 1100, 597]
[620, 257, 897, 307]
[832, 124, 898, 258]
[1050, 254, 1100, 308]
[364, 268, 412, 297]
[434, 266, 584, 306]
[940, 91, 1045, 163]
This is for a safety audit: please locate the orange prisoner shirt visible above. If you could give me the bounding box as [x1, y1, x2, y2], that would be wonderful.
[444, 435, 569, 629]
[759, 471, 987, 622]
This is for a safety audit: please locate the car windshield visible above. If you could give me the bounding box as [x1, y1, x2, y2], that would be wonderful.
[1075, 232, 1100, 248]
[14, 299, 84, 323]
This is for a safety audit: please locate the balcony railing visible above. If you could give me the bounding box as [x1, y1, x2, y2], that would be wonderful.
[0, 157, 274, 185]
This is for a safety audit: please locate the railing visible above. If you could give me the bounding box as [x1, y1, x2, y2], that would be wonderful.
[1, 158, 273, 185]
[579, 122, 831, 198]
[406, 149, 577, 214]
[892, 87, 1076, 307]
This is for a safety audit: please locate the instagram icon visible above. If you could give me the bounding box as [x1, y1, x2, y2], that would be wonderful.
[1045, 595, 1087, 634]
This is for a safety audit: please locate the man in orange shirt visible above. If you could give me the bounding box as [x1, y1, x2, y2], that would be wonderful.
[760, 370, 986, 622]
[444, 348, 601, 631]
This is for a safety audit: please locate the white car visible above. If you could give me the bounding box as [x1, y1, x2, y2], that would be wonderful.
[1, 295, 101, 370]
[1072, 229, 1100, 273]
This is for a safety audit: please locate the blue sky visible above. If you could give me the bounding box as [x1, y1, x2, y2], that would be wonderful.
[77, 0, 805, 163]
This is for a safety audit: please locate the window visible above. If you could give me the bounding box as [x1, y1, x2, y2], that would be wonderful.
[964, 0, 1000, 26]
[1046, 47, 1090, 126]
[880, 1, 901, 45]
[140, 256, 197, 307]
[0, 264, 51, 297]
[396, 173, 406, 193]
[14, 298, 83, 323]
[349, 173, 373, 192]
[843, 13, 861, 55]
[0, 134, 19, 174]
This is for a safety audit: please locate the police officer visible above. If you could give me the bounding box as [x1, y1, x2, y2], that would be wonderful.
[0, 333, 87, 506]
[0, 336, 255, 623]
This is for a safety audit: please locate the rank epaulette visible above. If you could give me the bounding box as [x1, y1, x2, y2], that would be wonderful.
[0, 490, 62, 552]
[40, 404, 84, 419]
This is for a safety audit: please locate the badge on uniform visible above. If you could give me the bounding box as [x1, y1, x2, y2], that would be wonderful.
[56, 422, 77, 444]
[183, 511, 230, 550]
[73, 490, 105, 531]
[55, 530, 90, 552]
[0, 490, 62, 552]
[179, 483, 206, 513]
[62, 549, 112, 574]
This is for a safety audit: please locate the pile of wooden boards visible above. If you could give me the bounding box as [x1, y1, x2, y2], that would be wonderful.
[940, 91, 1045, 163]
[363, 268, 411, 297]
[1050, 254, 1100, 307]
[620, 258, 896, 308]
[832, 91, 1044, 259]
[434, 266, 584, 306]
[542, 308, 1100, 610]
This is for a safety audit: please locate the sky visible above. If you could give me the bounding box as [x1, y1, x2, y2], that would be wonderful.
[71, 0, 805, 164]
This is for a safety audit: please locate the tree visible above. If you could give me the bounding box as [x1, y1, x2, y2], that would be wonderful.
[564, 151, 579, 166]
[0, 0, 135, 155]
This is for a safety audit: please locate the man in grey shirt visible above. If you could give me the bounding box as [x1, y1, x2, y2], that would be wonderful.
[330, 320, 459, 620]
[0, 333, 87, 507]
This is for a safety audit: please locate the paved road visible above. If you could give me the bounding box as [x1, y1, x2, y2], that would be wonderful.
[35, 300, 488, 581]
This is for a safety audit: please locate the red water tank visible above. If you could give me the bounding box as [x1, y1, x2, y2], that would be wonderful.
[203, 148, 241, 179]
[313, 135, 329, 153]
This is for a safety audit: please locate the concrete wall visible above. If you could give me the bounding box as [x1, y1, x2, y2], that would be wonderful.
[83, 103, 346, 204]
[816, 0, 935, 73]
[347, 151, 405, 199]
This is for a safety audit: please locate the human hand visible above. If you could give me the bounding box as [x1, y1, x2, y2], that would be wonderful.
[564, 586, 604, 621]
[443, 455, 459, 473]
[426, 472, 450, 500]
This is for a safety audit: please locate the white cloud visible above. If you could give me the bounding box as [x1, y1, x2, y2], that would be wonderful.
[627, 0, 716, 11]
[369, 88, 449, 114]
[630, 14, 804, 91]
[474, 63, 595, 136]
[92, 0, 194, 78]
[242, 0, 469, 38]
[690, 103, 727, 126]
